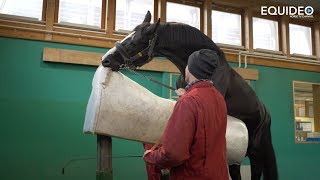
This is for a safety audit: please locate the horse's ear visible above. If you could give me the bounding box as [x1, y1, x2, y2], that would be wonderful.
[143, 11, 152, 23]
[145, 18, 160, 35]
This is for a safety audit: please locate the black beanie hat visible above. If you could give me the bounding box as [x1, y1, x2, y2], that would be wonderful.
[187, 49, 219, 79]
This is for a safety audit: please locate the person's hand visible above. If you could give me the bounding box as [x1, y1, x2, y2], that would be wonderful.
[175, 88, 186, 97]
[143, 150, 153, 158]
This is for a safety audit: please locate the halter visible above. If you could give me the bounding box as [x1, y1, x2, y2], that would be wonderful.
[115, 30, 176, 91]
[115, 33, 158, 69]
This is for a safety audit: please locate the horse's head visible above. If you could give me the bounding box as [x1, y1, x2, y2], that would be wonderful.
[102, 11, 160, 71]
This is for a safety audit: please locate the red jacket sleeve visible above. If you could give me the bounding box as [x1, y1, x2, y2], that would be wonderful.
[143, 97, 197, 168]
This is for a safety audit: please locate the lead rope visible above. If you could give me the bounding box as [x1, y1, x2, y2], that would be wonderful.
[125, 68, 177, 91]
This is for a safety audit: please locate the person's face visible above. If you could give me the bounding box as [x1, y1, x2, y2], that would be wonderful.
[185, 65, 191, 83]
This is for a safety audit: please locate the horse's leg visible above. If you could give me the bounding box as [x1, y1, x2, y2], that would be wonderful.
[261, 130, 278, 180]
[248, 154, 263, 180]
[229, 164, 241, 180]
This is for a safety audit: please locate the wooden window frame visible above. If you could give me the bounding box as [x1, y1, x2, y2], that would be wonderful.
[211, 5, 244, 49]
[166, 0, 203, 32]
[288, 20, 317, 60]
[252, 12, 282, 54]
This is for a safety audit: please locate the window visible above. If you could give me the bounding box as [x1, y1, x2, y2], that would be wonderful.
[0, 0, 43, 20]
[253, 17, 279, 51]
[116, 0, 154, 32]
[166, 2, 200, 30]
[212, 10, 242, 46]
[58, 0, 102, 28]
[289, 24, 312, 55]
[293, 81, 320, 143]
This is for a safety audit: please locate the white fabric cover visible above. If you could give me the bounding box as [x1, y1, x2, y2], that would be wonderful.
[84, 65, 248, 165]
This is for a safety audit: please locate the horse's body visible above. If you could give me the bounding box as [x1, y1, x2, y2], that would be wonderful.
[102, 12, 278, 180]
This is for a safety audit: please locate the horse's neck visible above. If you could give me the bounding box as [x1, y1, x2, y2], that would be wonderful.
[155, 25, 231, 96]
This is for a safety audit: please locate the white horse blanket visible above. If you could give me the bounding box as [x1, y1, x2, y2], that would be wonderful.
[84, 65, 248, 165]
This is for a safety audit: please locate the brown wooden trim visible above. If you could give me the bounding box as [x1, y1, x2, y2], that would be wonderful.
[289, 18, 314, 27]
[212, 4, 243, 15]
[280, 16, 290, 56]
[157, 0, 167, 24]
[200, 3, 204, 33]
[42, 0, 48, 21]
[46, 0, 55, 31]
[54, 0, 59, 23]
[312, 25, 316, 56]
[53, 23, 104, 32]
[45, 0, 55, 40]
[244, 8, 253, 52]
[313, 84, 320, 132]
[233, 68, 258, 80]
[43, 47, 260, 80]
[0, 19, 46, 29]
[154, 0, 159, 22]
[167, 0, 203, 8]
[203, 0, 212, 37]
[225, 53, 320, 72]
[0, 25, 117, 48]
[101, 0, 107, 29]
[314, 23, 320, 59]
[43, 47, 102, 65]
[252, 11, 280, 22]
[106, 0, 116, 34]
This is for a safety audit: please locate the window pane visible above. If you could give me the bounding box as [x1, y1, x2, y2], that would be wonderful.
[253, 17, 279, 51]
[0, 0, 43, 20]
[167, 2, 200, 30]
[116, 0, 154, 31]
[293, 82, 320, 143]
[58, 0, 102, 27]
[289, 24, 312, 55]
[212, 10, 241, 46]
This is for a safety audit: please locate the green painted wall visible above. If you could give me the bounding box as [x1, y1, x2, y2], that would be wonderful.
[0, 37, 319, 179]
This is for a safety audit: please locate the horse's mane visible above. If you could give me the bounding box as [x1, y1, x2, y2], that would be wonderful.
[158, 23, 223, 55]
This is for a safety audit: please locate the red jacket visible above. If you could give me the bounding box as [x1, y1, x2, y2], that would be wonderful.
[144, 81, 228, 180]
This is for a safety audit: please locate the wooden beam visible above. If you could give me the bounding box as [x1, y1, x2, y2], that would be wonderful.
[42, 0, 48, 21]
[106, 0, 116, 34]
[43, 47, 102, 65]
[314, 22, 320, 59]
[101, 0, 107, 30]
[243, 8, 253, 52]
[313, 84, 320, 132]
[42, 47, 260, 80]
[225, 53, 320, 72]
[280, 16, 290, 56]
[233, 67, 258, 80]
[157, 0, 167, 24]
[97, 135, 112, 179]
[203, 0, 213, 38]
[53, 0, 59, 23]
[45, 0, 55, 40]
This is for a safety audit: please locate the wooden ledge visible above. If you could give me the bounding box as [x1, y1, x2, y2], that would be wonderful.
[43, 47, 259, 80]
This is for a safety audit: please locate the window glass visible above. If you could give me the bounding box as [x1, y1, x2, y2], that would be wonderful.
[293, 81, 320, 143]
[166, 2, 200, 30]
[212, 10, 241, 46]
[58, 0, 102, 27]
[289, 24, 312, 55]
[253, 17, 279, 51]
[0, 0, 43, 20]
[116, 0, 154, 32]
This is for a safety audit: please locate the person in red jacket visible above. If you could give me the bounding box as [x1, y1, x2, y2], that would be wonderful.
[143, 49, 229, 180]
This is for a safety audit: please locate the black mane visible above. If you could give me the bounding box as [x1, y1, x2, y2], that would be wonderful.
[158, 23, 218, 52]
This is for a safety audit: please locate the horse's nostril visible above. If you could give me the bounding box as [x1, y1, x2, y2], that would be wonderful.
[102, 60, 110, 67]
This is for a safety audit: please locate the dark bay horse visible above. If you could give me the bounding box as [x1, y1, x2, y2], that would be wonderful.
[102, 11, 278, 180]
